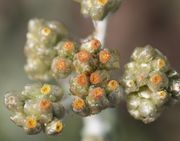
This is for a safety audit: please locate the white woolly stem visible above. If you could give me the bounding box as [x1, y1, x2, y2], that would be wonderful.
[81, 18, 111, 140]
[93, 18, 108, 46]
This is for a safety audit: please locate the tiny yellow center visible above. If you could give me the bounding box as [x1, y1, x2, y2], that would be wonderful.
[26, 117, 37, 129]
[99, 50, 111, 64]
[97, 0, 108, 5]
[55, 121, 63, 133]
[41, 27, 51, 36]
[108, 80, 119, 91]
[72, 98, 85, 111]
[77, 50, 90, 63]
[41, 84, 51, 95]
[150, 74, 162, 85]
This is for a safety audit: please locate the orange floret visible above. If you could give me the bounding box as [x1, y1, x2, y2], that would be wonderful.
[108, 80, 119, 91]
[90, 87, 105, 100]
[77, 50, 90, 63]
[55, 58, 66, 71]
[99, 50, 111, 64]
[55, 121, 63, 133]
[91, 39, 101, 50]
[72, 98, 85, 111]
[26, 117, 37, 129]
[90, 72, 101, 84]
[76, 74, 88, 86]
[39, 99, 52, 110]
[64, 41, 74, 52]
[150, 74, 163, 85]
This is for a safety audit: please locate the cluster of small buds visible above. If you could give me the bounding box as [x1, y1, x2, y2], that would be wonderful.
[24, 18, 69, 81]
[70, 38, 123, 116]
[122, 45, 180, 123]
[75, 0, 122, 20]
[4, 83, 65, 135]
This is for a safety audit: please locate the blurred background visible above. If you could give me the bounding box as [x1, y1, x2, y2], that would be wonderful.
[0, 0, 180, 141]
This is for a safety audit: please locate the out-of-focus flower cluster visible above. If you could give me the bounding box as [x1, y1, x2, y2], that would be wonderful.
[122, 45, 180, 123]
[70, 38, 123, 116]
[24, 18, 70, 81]
[75, 0, 122, 20]
[4, 83, 65, 135]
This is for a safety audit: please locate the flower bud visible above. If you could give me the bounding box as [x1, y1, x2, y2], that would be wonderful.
[99, 49, 120, 70]
[55, 40, 78, 59]
[70, 73, 89, 98]
[45, 119, 63, 135]
[51, 57, 73, 79]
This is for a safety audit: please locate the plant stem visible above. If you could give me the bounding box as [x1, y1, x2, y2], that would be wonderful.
[81, 17, 113, 141]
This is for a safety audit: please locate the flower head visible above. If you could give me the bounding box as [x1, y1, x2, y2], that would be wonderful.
[77, 50, 91, 63]
[99, 50, 111, 64]
[55, 121, 63, 133]
[108, 80, 119, 91]
[90, 87, 105, 100]
[156, 58, 166, 70]
[91, 39, 101, 50]
[76, 74, 88, 86]
[72, 98, 86, 111]
[39, 99, 52, 110]
[63, 41, 74, 52]
[90, 72, 101, 84]
[41, 84, 51, 95]
[26, 117, 37, 129]
[150, 74, 163, 85]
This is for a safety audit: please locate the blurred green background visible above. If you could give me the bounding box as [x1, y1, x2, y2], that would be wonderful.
[0, 0, 180, 141]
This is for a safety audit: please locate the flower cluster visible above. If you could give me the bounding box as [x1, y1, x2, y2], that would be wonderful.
[75, 0, 122, 20]
[70, 38, 123, 116]
[4, 83, 65, 135]
[24, 19, 69, 81]
[122, 45, 180, 123]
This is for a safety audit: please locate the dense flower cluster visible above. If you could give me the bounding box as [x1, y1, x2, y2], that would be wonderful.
[122, 45, 180, 123]
[75, 0, 122, 20]
[23, 19, 123, 117]
[4, 83, 65, 135]
[70, 38, 123, 116]
[24, 19, 69, 81]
